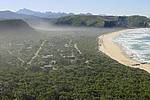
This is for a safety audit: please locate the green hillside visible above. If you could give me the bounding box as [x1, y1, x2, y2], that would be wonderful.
[55, 15, 150, 28]
[128, 15, 150, 27]
[0, 19, 33, 30]
[55, 15, 106, 27]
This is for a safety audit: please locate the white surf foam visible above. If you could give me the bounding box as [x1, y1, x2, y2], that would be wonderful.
[113, 28, 150, 63]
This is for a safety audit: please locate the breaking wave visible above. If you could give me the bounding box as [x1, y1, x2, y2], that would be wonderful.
[113, 28, 150, 63]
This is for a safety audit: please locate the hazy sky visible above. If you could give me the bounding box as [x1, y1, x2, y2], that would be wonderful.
[0, 0, 150, 16]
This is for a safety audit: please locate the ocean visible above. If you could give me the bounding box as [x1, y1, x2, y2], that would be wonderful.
[113, 28, 150, 63]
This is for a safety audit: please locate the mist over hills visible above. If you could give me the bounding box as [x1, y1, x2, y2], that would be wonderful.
[0, 19, 40, 39]
[0, 8, 150, 99]
[0, 19, 33, 30]
[0, 9, 150, 29]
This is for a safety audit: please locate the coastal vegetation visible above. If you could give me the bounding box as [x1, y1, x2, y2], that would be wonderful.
[0, 19, 150, 100]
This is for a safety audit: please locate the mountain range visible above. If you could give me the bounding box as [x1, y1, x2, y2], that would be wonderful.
[0, 11, 38, 20]
[0, 8, 73, 20]
[16, 8, 73, 18]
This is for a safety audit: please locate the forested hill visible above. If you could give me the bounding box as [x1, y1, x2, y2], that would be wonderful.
[0, 19, 33, 30]
[54, 15, 150, 28]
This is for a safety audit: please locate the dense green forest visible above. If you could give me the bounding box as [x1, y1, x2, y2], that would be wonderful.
[0, 26, 150, 100]
[55, 15, 150, 28]
[55, 15, 106, 27]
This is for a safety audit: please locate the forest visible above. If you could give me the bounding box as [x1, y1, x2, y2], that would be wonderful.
[0, 24, 150, 100]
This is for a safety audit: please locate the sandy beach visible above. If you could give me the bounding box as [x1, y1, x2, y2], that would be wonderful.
[98, 29, 150, 73]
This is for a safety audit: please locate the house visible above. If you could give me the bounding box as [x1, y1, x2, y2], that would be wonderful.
[51, 60, 56, 65]
[64, 44, 69, 48]
[42, 54, 53, 59]
[41, 64, 53, 71]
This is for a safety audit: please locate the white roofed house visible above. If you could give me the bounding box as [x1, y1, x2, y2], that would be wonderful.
[64, 44, 69, 48]
[51, 60, 56, 65]
[42, 54, 53, 59]
[41, 64, 53, 71]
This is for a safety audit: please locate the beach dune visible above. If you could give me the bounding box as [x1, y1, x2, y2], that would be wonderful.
[98, 29, 150, 73]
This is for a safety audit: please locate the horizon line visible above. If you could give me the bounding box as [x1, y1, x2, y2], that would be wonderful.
[0, 8, 149, 17]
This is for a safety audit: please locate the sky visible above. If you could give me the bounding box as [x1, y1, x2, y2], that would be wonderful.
[0, 0, 150, 16]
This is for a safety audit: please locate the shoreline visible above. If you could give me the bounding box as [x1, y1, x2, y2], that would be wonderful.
[98, 29, 150, 73]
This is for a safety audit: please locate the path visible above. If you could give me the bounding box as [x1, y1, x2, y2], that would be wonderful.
[27, 40, 46, 65]
[74, 43, 82, 55]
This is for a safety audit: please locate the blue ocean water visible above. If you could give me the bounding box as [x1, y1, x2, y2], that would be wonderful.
[113, 28, 150, 63]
